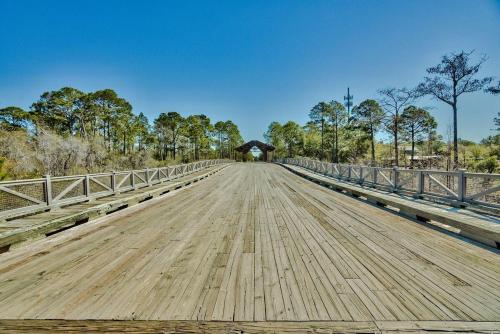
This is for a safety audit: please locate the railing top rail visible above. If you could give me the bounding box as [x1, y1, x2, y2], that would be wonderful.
[277, 157, 500, 210]
[51, 175, 88, 181]
[280, 157, 500, 176]
[421, 170, 459, 176]
[0, 159, 232, 185]
[0, 178, 47, 185]
[465, 172, 500, 178]
[0, 159, 232, 218]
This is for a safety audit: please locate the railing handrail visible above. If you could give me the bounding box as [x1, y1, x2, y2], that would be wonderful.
[277, 157, 500, 210]
[0, 159, 233, 219]
[282, 156, 500, 174]
[0, 159, 228, 185]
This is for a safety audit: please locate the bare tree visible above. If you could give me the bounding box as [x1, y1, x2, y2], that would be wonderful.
[416, 50, 493, 169]
[378, 87, 415, 166]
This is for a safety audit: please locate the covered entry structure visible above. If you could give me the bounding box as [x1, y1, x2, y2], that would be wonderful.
[235, 140, 275, 162]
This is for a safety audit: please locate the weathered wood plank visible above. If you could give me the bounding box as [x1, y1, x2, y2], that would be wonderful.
[1, 319, 498, 333]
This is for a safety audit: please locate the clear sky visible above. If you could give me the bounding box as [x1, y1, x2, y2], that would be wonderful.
[0, 0, 499, 142]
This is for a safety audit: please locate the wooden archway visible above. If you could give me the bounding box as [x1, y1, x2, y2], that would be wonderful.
[235, 140, 275, 162]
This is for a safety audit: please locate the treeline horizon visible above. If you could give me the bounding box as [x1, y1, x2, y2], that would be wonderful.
[265, 50, 499, 173]
[0, 87, 245, 179]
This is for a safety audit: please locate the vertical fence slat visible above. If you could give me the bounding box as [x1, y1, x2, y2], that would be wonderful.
[417, 171, 424, 195]
[85, 175, 91, 198]
[457, 169, 466, 202]
[393, 167, 399, 192]
[44, 175, 52, 206]
[111, 171, 117, 193]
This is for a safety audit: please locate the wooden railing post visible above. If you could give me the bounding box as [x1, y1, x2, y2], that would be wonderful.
[146, 169, 150, 186]
[373, 168, 378, 188]
[457, 169, 466, 202]
[111, 171, 117, 193]
[84, 175, 91, 198]
[44, 174, 52, 206]
[131, 171, 136, 189]
[416, 171, 424, 195]
[392, 166, 399, 192]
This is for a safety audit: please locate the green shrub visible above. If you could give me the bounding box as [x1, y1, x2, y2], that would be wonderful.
[474, 156, 498, 173]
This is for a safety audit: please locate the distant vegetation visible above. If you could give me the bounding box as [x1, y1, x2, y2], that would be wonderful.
[0, 88, 245, 179]
[266, 51, 499, 173]
[1, 50, 498, 179]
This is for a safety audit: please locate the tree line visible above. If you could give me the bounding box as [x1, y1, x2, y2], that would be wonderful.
[0, 88, 244, 178]
[266, 50, 498, 172]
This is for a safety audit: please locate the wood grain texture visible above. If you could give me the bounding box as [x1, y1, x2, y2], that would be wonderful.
[0, 163, 498, 325]
[0, 320, 498, 333]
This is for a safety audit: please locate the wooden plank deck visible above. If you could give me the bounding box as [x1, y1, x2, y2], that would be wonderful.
[0, 163, 498, 331]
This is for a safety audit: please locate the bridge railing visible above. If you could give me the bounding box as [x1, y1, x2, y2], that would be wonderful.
[278, 157, 500, 209]
[0, 159, 232, 220]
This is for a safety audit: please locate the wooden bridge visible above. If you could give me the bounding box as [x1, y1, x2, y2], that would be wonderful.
[0, 162, 499, 333]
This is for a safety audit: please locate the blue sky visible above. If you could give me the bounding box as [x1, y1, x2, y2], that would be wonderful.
[0, 0, 499, 142]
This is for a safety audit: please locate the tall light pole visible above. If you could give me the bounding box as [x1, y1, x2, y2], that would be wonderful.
[344, 87, 353, 123]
